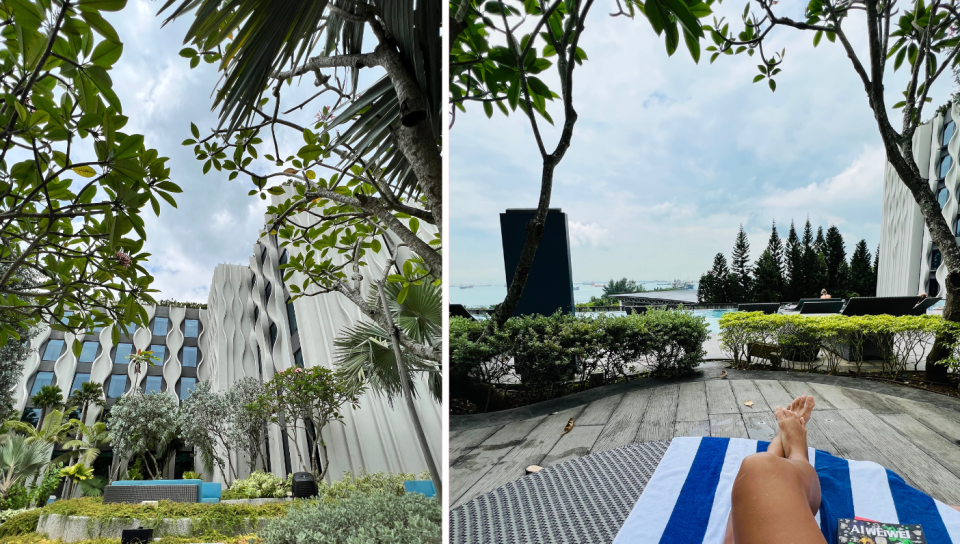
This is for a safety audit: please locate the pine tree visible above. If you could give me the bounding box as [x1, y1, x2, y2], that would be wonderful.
[752, 249, 784, 302]
[848, 240, 874, 297]
[784, 221, 804, 301]
[709, 253, 732, 303]
[801, 220, 822, 298]
[814, 226, 826, 255]
[824, 225, 847, 294]
[697, 273, 715, 303]
[730, 225, 752, 302]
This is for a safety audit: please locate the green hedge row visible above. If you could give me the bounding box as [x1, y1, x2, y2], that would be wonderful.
[718, 312, 954, 377]
[450, 309, 710, 406]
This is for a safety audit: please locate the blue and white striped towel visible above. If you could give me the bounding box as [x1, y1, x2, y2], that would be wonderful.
[614, 436, 960, 544]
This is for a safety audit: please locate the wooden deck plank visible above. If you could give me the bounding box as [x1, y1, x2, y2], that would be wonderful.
[706, 380, 740, 414]
[888, 396, 960, 443]
[806, 383, 862, 410]
[592, 388, 653, 453]
[730, 380, 771, 413]
[840, 388, 903, 414]
[741, 412, 778, 441]
[451, 417, 546, 506]
[840, 409, 960, 504]
[637, 384, 681, 442]
[677, 382, 708, 422]
[809, 410, 879, 462]
[577, 394, 624, 426]
[879, 413, 960, 482]
[542, 425, 605, 467]
[755, 380, 795, 410]
[709, 413, 748, 438]
[449, 425, 502, 465]
[459, 407, 586, 504]
[780, 381, 836, 410]
[675, 419, 710, 437]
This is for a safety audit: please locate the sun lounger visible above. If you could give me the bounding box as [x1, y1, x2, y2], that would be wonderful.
[737, 303, 780, 314]
[799, 300, 844, 314]
[912, 296, 943, 315]
[840, 296, 923, 317]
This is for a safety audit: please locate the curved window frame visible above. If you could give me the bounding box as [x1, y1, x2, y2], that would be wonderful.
[41, 339, 65, 362]
[29, 371, 55, 396]
[939, 154, 953, 180]
[932, 248, 943, 269]
[142, 375, 163, 395]
[78, 341, 99, 363]
[182, 346, 199, 368]
[938, 187, 949, 208]
[286, 299, 298, 334]
[269, 323, 278, 348]
[943, 119, 956, 149]
[183, 319, 200, 338]
[929, 277, 941, 297]
[264, 282, 273, 302]
[179, 377, 197, 400]
[152, 317, 169, 336]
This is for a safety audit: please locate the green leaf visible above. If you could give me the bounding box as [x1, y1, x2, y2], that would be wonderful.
[191, 123, 200, 139]
[78, 0, 127, 12]
[768, 79, 777, 92]
[483, 101, 493, 118]
[90, 40, 122, 67]
[81, 11, 120, 43]
[114, 134, 143, 160]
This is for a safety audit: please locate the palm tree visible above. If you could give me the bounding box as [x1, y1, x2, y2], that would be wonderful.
[71, 382, 105, 426]
[0, 434, 51, 499]
[57, 421, 110, 498]
[6, 410, 75, 446]
[30, 385, 64, 426]
[335, 281, 441, 494]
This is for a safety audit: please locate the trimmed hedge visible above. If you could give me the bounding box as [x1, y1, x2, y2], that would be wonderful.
[451, 309, 709, 407]
[718, 312, 952, 377]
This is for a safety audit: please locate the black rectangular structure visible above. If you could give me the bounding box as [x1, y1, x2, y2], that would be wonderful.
[500, 208, 575, 317]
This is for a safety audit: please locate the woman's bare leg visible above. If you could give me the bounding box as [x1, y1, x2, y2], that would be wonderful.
[767, 395, 815, 458]
[723, 407, 823, 544]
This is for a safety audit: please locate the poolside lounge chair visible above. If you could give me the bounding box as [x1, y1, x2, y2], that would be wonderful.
[798, 300, 844, 314]
[449, 304, 475, 320]
[737, 303, 780, 314]
[840, 296, 923, 317]
[912, 296, 942, 315]
[788, 298, 827, 312]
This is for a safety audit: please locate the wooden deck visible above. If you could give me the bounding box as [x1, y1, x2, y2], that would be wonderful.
[450, 378, 960, 508]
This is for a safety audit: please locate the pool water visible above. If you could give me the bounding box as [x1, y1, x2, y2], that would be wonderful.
[691, 308, 734, 336]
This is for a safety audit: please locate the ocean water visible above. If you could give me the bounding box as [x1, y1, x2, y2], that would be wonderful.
[450, 281, 678, 307]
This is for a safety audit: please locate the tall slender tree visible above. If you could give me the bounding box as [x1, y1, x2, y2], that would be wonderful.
[708, 253, 732, 303]
[824, 226, 847, 294]
[784, 222, 804, 301]
[767, 221, 784, 272]
[814, 226, 826, 255]
[752, 222, 786, 302]
[848, 240, 875, 297]
[730, 226, 752, 302]
[800, 220, 824, 297]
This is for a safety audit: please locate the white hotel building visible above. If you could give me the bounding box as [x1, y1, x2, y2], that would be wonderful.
[879, 106, 958, 298]
[12, 188, 441, 486]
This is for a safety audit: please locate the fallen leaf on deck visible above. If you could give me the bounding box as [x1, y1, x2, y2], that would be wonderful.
[744, 400, 754, 407]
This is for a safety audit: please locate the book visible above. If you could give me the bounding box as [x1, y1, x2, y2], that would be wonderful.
[837, 518, 926, 544]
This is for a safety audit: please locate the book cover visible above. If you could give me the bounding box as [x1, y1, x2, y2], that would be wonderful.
[838, 518, 926, 544]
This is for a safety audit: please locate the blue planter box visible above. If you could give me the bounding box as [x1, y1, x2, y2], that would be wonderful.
[403, 480, 436, 498]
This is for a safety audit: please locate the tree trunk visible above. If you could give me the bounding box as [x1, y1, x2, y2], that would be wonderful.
[377, 282, 442, 497]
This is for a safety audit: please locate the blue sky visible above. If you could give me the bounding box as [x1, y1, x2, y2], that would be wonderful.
[450, 0, 953, 285]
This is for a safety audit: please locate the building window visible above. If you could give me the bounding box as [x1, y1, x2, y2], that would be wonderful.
[21, 407, 41, 427]
[184, 319, 200, 338]
[286, 299, 298, 334]
[269, 323, 278, 347]
[938, 187, 950, 208]
[932, 248, 943, 269]
[107, 375, 127, 398]
[257, 345, 263, 377]
[279, 250, 288, 265]
[78, 341, 99, 363]
[120, 322, 137, 336]
[143, 376, 163, 395]
[150, 345, 166, 363]
[264, 282, 272, 302]
[182, 346, 198, 368]
[294, 349, 304, 368]
[114, 343, 133, 364]
[153, 317, 169, 336]
[252, 274, 257, 288]
[30, 371, 54, 396]
[929, 277, 941, 297]
[939, 155, 953, 180]
[260, 246, 267, 265]
[41, 340, 65, 361]
[179, 377, 197, 400]
[943, 120, 956, 148]
[69, 373, 91, 395]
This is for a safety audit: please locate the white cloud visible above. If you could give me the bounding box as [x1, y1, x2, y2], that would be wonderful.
[569, 221, 609, 247]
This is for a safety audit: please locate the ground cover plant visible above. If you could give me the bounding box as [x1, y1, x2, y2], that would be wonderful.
[450, 308, 709, 412]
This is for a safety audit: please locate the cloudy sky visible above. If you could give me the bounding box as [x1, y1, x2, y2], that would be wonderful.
[100, 1, 361, 303]
[450, 0, 953, 285]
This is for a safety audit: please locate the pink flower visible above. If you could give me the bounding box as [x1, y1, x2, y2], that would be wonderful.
[116, 251, 132, 269]
[294, 367, 303, 373]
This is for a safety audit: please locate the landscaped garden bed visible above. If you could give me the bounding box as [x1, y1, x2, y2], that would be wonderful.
[450, 309, 710, 413]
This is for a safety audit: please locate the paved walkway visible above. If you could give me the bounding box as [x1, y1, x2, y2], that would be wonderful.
[450, 371, 960, 508]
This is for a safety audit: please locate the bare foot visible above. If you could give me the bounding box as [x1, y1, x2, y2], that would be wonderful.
[776, 406, 809, 462]
[788, 394, 815, 424]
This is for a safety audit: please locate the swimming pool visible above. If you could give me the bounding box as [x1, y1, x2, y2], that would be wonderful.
[691, 308, 734, 336]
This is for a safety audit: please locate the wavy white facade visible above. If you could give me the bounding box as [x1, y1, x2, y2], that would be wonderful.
[879, 107, 956, 297]
[12, 187, 440, 486]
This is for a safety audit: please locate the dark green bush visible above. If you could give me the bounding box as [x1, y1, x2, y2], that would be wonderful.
[259, 492, 441, 544]
[0, 509, 40, 536]
[449, 308, 710, 403]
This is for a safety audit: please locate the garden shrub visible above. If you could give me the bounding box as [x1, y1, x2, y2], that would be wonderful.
[259, 492, 441, 544]
[449, 308, 711, 406]
[719, 312, 954, 376]
[0, 508, 34, 527]
[0, 508, 40, 536]
[225, 471, 292, 499]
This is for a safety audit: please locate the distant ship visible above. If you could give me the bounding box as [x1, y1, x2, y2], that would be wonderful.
[671, 279, 695, 290]
[460, 284, 474, 289]
[573, 286, 579, 290]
